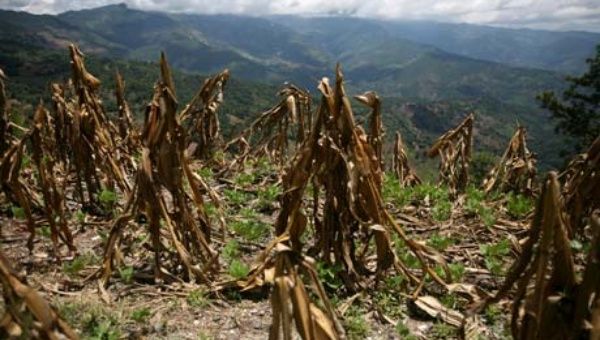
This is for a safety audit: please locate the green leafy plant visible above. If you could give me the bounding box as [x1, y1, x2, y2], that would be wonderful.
[234, 172, 256, 187]
[382, 175, 412, 206]
[395, 322, 418, 340]
[196, 167, 213, 181]
[228, 259, 250, 279]
[480, 240, 511, 275]
[10, 206, 25, 219]
[430, 322, 456, 339]
[119, 266, 134, 283]
[224, 189, 249, 207]
[231, 213, 269, 242]
[427, 233, 456, 251]
[257, 184, 281, 209]
[63, 253, 98, 277]
[187, 289, 210, 308]
[222, 239, 240, 262]
[316, 261, 344, 291]
[131, 308, 151, 323]
[506, 192, 532, 219]
[98, 188, 118, 211]
[464, 185, 496, 227]
[448, 263, 466, 282]
[75, 209, 86, 224]
[40, 225, 51, 239]
[344, 305, 370, 340]
[432, 199, 452, 221]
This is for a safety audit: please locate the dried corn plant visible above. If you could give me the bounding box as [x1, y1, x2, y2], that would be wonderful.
[179, 65, 229, 160]
[355, 91, 384, 170]
[238, 66, 448, 297]
[95, 57, 218, 294]
[115, 71, 139, 155]
[476, 172, 600, 339]
[482, 126, 537, 196]
[0, 249, 79, 339]
[427, 114, 474, 196]
[224, 84, 311, 170]
[560, 136, 600, 234]
[264, 239, 343, 340]
[49, 45, 131, 208]
[0, 134, 39, 251]
[29, 105, 76, 258]
[392, 131, 421, 187]
[0, 69, 8, 154]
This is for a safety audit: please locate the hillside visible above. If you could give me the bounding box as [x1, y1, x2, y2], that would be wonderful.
[272, 15, 600, 74]
[0, 4, 591, 167]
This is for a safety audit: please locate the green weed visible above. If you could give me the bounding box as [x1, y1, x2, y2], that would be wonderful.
[131, 307, 151, 323]
[344, 305, 370, 340]
[228, 259, 250, 279]
[506, 193, 532, 219]
[119, 266, 134, 283]
[480, 240, 511, 275]
[187, 289, 210, 308]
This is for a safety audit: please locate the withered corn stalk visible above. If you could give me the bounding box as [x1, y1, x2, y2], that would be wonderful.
[392, 131, 421, 187]
[482, 126, 536, 196]
[268, 241, 344, 340]
[179, 65, 229, 160]
[427, 114, 473, 196]
[95, 56, 218, 294]
[0, 134, 40, 251]
[240, 66, 448, 295]
[476, 172, 600, 339]
[224, 84, 311, 170]
[29, 104, 76, 258]
[0, 249, 79, 339]
[115, 71, 139, 155]
[50, 45, 131, 208]
[0, 69, 8, 154]
[355, 91, 384, 170]
[560, 135, 600, 235]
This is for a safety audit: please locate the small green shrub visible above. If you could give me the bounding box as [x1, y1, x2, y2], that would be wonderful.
[427, 233, 456, 251]
[98, 188, 118, 211]
[228, 259, 250, 279]
[224, 189, 249, 206]
[222, 239, 240, 262]
[506, 193, 532, 219]
[75, 209, 86, 223]
[131, 308, 151, 323]
[231, 214, 269, 241]
[119, 266, 134, 283]
[234, 172, 256, 187]
[316, 261, 343, 291]
[480, 240, 511, 275]
[258, 184, 281, 209]
[196, 167, 213, 181]
[187, 289, 210, 307]
[63, 253, 98, 277]
[432, 199, 452, 221]
[395, 322, 418, 340]
[382, 175, 412, 206]
[344, 305, 370, 340]
[448, 263, 466, 282]
[11, 206, 26, 219]
[430, 322, 456, 338]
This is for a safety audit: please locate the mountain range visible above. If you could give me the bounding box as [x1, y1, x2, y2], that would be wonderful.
[1, 3, 599, 169]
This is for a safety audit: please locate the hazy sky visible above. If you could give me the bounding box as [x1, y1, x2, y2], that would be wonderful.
[2, 0, 600, 32]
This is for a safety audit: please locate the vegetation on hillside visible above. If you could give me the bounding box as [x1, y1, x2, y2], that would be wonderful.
[0, 42, 598, 339]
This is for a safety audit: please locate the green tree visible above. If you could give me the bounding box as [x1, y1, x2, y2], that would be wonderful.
[537, 45, 600, 152]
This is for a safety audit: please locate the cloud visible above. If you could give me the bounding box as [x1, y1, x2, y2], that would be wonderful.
[1, 0, 599, 32]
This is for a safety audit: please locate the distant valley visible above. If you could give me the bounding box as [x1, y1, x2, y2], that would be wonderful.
[1, 3, 598, 169]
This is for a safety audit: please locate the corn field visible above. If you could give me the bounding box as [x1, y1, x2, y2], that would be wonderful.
[0, 46, 598, 339]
